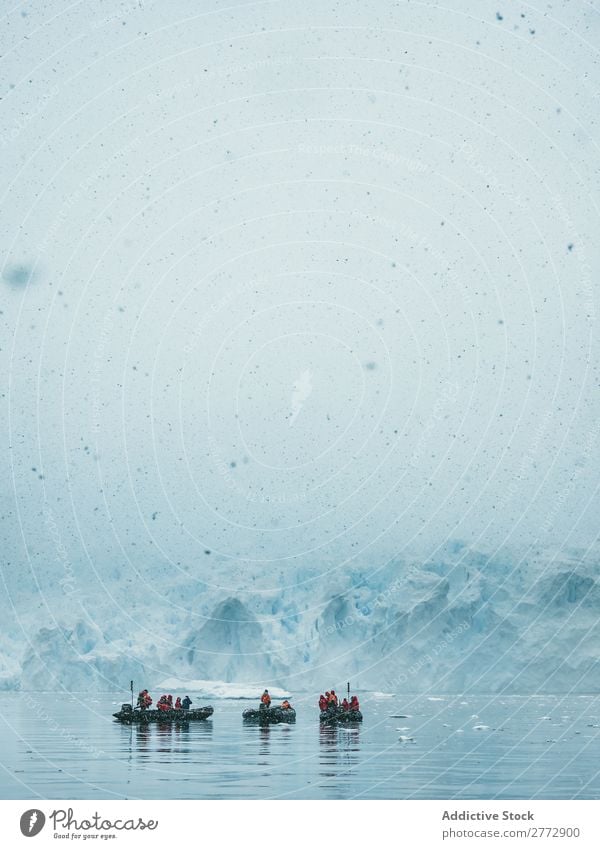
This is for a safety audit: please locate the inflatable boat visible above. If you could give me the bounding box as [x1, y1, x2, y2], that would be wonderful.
[242, 705, 296, 724]
[113, 703, 214, 723]
[319, 707, 363, 724]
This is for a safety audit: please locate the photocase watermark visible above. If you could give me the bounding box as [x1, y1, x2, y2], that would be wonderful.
[16, 687, 104, 758]
[288, 369, 313, 426]
[458, 141, 594, 321]
[20, 809, 46, 837]
[37, 136, 142, 255]
[320, 566, 447, 640]
[90, 311, 114, 435]
[409, 379, 460, 468]
[207, 433, 308, 505]
[552, 193, 595, 321]
[43, 503, 80, 598]
[321, 606, 371, 638]
[149, 57, 295, 103]
[49, 807, 157, 833]
[497, 409, 553, 513]
[458, 141, 529, 213]
[351, 210, 470, 306]
[371, 564, 423, 609]
[537, 421, 600, 538]
[386, 620, 471, 688]
[90, 0, 144, 30]
[183, 278, 257, 357]
[0, 85, 59, 148]
[79, 136, 142, 200]
[298, 143, 428, 173]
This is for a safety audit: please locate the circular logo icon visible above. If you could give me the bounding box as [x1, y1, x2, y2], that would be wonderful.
[19, 810, 45, 837]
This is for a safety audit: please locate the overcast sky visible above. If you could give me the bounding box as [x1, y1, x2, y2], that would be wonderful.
[2, 0, 599, 591]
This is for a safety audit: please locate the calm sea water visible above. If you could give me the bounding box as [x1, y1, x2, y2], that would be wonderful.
[1, 693, 598, 799]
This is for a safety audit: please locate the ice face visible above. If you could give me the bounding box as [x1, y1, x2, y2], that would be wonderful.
[3, 545, 600, 693]
[1, 3, 598, 695]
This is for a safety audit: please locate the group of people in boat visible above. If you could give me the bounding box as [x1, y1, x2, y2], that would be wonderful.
[138, 686, 358, 715]
[260, 689, 293, 710]
[319, 690, 360, 712]
[137, 689, 192, 711]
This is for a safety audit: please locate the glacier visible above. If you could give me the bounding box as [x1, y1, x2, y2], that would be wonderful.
[2, 541, 599, 695]
[0, 0, 598, 707]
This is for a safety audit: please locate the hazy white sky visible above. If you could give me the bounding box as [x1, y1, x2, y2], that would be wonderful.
[2, 0, 599, 587]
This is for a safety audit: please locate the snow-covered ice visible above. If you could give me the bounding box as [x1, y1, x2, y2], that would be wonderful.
[0, 0, 598, 705]
[4, 545, 600, 693]
[156, 677, 291, 699]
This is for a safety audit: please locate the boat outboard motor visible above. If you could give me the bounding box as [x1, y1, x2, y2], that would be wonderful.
[121, 703, 133, 713]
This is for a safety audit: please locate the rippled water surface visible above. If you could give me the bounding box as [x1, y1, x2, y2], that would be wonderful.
[1, 693, 599, 799]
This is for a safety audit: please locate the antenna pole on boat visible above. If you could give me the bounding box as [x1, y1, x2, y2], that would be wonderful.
[130, 680, 134, 709]
[347, 681, 350, 701]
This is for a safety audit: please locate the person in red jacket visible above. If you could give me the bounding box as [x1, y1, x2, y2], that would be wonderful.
[341, 698, 350, 711]
[175, 697, 182, 709]
[167, 695, 173, 708]
[137, 689, 152, 710]
[157, 695, 169, 711]
[260, 689, 271, 708]
[350, 695, 360, 712]
[328, 690, 338, 707]
[319, 694, 328, 711]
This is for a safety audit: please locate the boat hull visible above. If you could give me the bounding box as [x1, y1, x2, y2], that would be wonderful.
[320, 708, 362, 724]
[242, 706, 296, 724]
[113, 706, 214, 723]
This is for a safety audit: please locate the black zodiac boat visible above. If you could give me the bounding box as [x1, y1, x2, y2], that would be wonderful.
[242, 705, 296, 724]
[113, 703, 214, 723]
[320, 707, 363, 724]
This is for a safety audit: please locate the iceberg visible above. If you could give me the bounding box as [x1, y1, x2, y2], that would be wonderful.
[3, 543, 600, 694]
[156, 677, 291, 699]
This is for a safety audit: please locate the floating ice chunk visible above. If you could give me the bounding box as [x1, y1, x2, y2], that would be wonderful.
[156, 677, 291, 699]
[398, 735, 415, 743]
[473, 724, 490, 730]
[428, 697, 445, 701]
[396, 726, 410, 731]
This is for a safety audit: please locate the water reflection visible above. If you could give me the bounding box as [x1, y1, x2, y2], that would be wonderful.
[278, 725, 293, 748]
[2, 695, 599, 799]
[258, 725, 270, 759]
[246, 721, 296, 759]
[135, 723, 151, 757]
[122, 720, 214, 760]
[319, 725, 361, 772]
